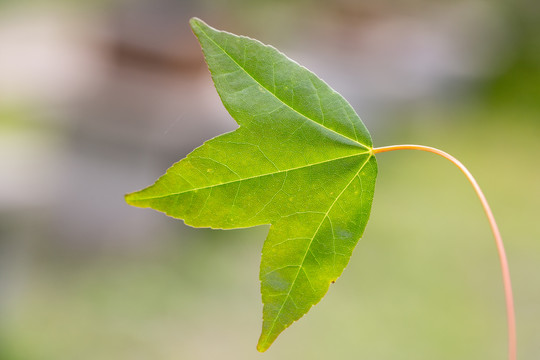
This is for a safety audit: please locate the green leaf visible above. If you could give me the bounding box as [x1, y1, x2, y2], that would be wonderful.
[125, 18, 377, 351]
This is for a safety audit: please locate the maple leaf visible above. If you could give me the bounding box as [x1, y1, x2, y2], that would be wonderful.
[125, 18, 377, 351]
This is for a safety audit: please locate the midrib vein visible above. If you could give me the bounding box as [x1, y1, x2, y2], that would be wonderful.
[129, 151, 369, 201]
[195, 23, 369, 151]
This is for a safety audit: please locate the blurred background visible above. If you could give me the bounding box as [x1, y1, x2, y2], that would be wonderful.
[0, 0, 539, 359]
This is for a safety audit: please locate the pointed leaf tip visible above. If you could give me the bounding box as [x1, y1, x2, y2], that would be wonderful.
[189, 17, 203, 29]
[256, 342, 268, 353]
[189, 17, 213, 36]
[124, 191, 144, 208]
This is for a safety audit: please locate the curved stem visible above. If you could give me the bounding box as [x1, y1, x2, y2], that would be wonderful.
[373, 144, 516, 360]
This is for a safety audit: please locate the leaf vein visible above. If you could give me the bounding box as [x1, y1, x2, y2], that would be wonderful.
[129, 152, 369, 201]
[262, 264, 300, 277]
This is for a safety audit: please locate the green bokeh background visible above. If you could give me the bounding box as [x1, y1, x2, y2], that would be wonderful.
[1, 1, 538, 359]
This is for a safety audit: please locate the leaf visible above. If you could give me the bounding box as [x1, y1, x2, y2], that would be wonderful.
[125, 18, 377, 352]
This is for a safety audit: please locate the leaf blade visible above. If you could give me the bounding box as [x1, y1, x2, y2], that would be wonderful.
[126, 18, 378, 351]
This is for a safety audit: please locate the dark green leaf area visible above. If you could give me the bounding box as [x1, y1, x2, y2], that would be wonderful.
[125, 18, 378, 352]
[190, 18, 372, 149]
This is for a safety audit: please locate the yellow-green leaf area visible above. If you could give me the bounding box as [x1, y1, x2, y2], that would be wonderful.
[125, 18, 377, 352]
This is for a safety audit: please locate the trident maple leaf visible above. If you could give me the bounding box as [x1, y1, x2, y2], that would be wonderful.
[125, 18, 377, 351]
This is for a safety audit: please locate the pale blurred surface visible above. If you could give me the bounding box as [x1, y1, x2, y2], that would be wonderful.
[1, 1, 539, 359]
